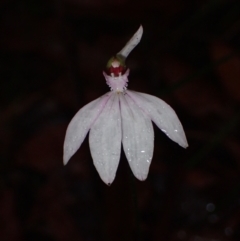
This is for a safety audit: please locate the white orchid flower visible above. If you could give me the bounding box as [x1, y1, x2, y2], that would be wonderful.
[63, 26, 188, 185]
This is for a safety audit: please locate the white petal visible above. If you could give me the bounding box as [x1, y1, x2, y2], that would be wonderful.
[127, 91, 188, 148]
[89, 93, 121, 185]
[120, 93, 154, 181]
[63, 92, 112, 165]
[117, 25, 143, 59]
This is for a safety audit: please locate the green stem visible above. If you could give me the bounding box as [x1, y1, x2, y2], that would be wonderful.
[129, 171, 141, 241]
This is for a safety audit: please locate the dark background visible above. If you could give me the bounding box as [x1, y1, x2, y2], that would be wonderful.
[1, 0, 240, 240]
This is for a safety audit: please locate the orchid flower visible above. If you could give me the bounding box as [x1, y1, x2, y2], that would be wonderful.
[63, 26, 188, 185]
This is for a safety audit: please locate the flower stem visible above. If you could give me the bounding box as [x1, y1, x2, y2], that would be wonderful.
[129, 170, 141, 241]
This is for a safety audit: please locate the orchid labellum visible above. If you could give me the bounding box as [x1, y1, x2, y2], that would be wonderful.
[63, 26, 188, 185]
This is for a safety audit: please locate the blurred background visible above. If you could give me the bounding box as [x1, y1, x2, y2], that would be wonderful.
[1, 0, 240, 240]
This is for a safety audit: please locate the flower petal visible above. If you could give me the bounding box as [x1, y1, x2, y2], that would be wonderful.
[63, 93, 112, 165]
[120, 93, 154, 181]
[127, 91, 188, 148]
[117, 25, 143, 59]
[89, 93, 121, 185]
